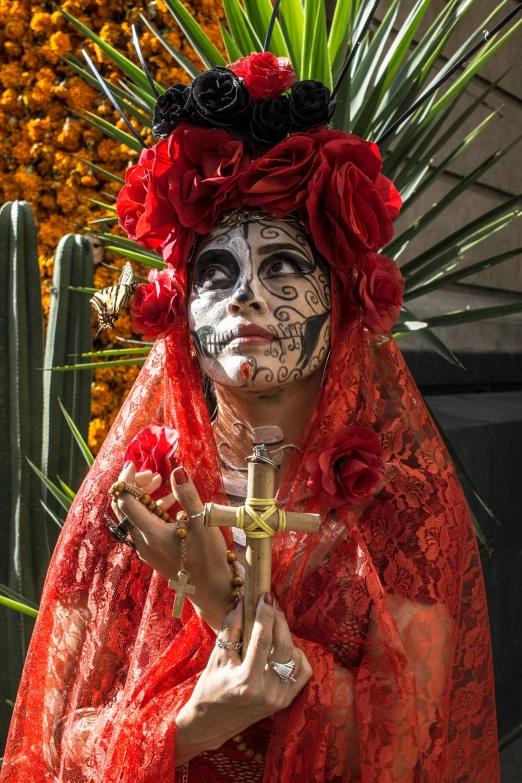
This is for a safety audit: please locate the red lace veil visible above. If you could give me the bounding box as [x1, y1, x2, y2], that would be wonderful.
[1, 269, 498, 782]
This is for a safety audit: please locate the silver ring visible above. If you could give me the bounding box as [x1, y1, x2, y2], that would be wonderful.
[187, 511, 204, 519]
[216, 638, 242, 651]
[269, 659, 297, 682]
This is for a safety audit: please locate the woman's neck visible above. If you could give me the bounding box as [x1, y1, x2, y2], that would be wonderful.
[212, 369, 324, 485]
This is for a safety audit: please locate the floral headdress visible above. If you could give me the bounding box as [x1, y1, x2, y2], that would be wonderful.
[114, 46, 404, 339]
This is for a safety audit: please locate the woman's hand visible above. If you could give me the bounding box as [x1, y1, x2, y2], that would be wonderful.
[175, 593, 313, 765]
[111, 462, 232, 632]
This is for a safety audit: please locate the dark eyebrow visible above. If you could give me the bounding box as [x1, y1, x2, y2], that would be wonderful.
[257, 242, 308, 257]
[195, 248, 236, 265]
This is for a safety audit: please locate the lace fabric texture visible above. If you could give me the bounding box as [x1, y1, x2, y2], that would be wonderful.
[0, 276, 498, 782]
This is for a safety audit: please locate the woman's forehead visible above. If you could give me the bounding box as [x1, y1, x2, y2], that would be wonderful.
[195, 218, 310, 255]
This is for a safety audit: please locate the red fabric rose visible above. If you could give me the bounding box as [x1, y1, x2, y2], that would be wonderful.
[305, 136, 402, 269]
[240, 127, 345, 217]
[130, 266, 184, 341]
[305, 425, 387, 509]
[116, 143, 195, 272]
[228, 52, 296, 101]
[353, 253, 404, 334]
[116, 145, 177, 252]
[123, 425, 179, 498]
[162, 224, 196, 271]
[158, 123, 251, 233]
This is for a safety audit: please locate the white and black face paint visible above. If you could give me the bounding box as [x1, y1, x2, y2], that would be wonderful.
[187, 217, 331, 390]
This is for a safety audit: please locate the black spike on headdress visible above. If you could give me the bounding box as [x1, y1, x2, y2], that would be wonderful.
[131, 24, 160, 99]
[82, 50, 149, 149]
[331, 0, 382, 101]
[377, 1, 522, 145]
[264, 0, 283, 53]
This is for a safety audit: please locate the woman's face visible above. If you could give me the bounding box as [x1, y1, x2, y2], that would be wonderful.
[187, 217, 331, 390]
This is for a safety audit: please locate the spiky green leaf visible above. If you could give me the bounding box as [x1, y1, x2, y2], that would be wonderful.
[222, 0, 263, 56]
[61, 8, 157, 95]
[0, 596, 38, 618]
[425, 302, 522, 328]
[405, 248, 522, 300]
[53, 358, 148, 371]
[58, 398, 94, 468]
[26, 458, 72, 512]
[40, 500, 65, 530]
[0, 584, 39, 611]
[139, 13, 201, 79]
[163, 0, 227, 67]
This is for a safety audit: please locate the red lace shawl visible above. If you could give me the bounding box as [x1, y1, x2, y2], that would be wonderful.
[0, 278, 498, 782]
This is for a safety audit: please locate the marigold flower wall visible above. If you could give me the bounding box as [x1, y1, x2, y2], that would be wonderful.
[0, 0, 226, 454]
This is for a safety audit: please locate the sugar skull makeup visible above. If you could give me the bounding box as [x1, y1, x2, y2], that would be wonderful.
[188, 215, 331, 390]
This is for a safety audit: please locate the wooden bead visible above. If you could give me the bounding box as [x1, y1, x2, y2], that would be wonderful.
[253, 751, 264, 763]
[161, 511, 171, 522]
[243, 747, 254, 759]
[232, 734, 243, 743]
[230, 589, 241, 600]
[175, 527, 187, 539]
[227, 551, 237, 563]
[176, 510, 188, 522]
[237, 742, 247, 752]
[112, 481, 125, 493]
[141, 493, 151, 505]
[232, 576, 244, 587]
[147, 501, 157, 511]
[226, 604, 233, 613]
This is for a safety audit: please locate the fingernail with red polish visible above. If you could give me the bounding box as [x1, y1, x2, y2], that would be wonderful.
[173, 466, 188, 485]
[232, 596, 241, 611]
[263, 592, 274, 606]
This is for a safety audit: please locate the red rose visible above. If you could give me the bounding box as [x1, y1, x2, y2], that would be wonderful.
[305, 136, 402, 269]
[228, 52, 296, 101]
[162, 223, 195, 272]
[130, 266, 184, 341]
[123, 425, 179, 499]
[305, 425, 387, 509]
[353, 253, 404, 334]
[240, 127, 345, 217]
[157, 123, 251, 234]
[116, 145, 177, 252]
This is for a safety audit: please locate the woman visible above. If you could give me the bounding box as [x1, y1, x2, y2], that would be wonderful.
[1, 55, 498, 783]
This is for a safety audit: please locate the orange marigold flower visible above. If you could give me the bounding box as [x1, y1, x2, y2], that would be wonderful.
[1, 88, 20, 113]
[4, 19, 27, 41]
[49, 31, 72, 57]
[30, 12, 52, 33]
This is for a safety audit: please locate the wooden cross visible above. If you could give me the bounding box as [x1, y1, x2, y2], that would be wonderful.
[205, 445, 320, 657]
[168, 570, 196, 619]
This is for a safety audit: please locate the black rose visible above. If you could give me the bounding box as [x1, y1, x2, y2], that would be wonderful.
[251, 95, 294, 148]
[289, 80, 336, 129]
[152, 83, 191, 138]
[187, 66, 252, 134]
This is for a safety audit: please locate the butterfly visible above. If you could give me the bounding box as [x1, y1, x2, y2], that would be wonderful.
[90, 261, 137, 339]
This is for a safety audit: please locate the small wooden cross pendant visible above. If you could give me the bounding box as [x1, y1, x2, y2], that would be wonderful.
[168, 570, 196, 619]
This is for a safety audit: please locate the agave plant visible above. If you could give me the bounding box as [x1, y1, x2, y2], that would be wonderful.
[57, 0, 522, 544]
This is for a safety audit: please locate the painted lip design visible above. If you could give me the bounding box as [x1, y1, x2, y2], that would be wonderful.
[224, 324, 276, 345]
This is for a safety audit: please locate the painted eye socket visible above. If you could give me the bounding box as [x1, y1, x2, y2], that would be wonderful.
[200, 265, 230, 284]
[264, 257, 302, 277]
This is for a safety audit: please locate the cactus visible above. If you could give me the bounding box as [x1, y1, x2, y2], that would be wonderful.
[42, 234, 93, 547]
[0, 201, 49, 721]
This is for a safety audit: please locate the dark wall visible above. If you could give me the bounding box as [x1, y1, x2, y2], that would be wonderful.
[425, 390, 522, 740]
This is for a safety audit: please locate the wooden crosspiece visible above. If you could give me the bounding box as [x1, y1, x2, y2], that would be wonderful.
[168, 570, 196, 619]
[205, 445, 320, 656]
